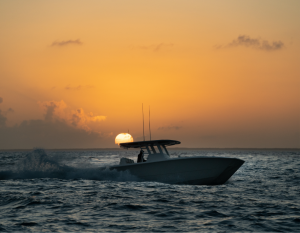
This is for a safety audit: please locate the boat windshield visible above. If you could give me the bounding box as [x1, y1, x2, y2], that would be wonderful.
[160, 145, 169, 155]
[144, 144, 169, 155]
[151, 145, 160, 154]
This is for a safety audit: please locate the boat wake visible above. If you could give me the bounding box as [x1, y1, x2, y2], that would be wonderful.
[0, 149, 140, 182]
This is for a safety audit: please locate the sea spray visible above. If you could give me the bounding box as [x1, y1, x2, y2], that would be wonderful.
[16, 148, 64, 173]
[0, 149, 140, 181]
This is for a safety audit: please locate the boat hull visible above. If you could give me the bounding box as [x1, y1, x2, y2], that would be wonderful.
[110, 157, 244, 185]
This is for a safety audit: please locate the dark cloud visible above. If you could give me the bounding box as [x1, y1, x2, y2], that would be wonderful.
[158, 125, 182, 130]
[7, 108, 14, 113]
[39, 101, 64, 122]
[132, 43, 174, 52]
[0, 110, 7, 127]
[0, 101, 109, 149]
[0, 107, 14, 127]
[71, 111, 81, 127]
[259, 40, 284, 51]
[51, 39, 82, 47]
[217, 35, 284, 51]
[43, 102, 58, 121]
[0, 97, 3, 104]
[65, 85, 94, 91]
[0, 118, 103, 149]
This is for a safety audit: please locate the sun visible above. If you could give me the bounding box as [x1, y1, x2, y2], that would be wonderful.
[115, 133, 134, 145]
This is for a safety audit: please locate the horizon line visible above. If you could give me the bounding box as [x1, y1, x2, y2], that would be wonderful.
[0, 147, 299, 151]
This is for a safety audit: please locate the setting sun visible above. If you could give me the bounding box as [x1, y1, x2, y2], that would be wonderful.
[115, 133, 134, 145]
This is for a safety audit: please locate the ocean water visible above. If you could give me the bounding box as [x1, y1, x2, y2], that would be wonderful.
[0, 148, 300, 232]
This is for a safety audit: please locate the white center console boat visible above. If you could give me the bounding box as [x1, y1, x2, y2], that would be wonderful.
[109, 140, 244, 185]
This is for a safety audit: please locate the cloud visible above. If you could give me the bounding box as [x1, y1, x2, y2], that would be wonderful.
[0, 105, 14, 127]
[0, 100, 108, 149]
[132, 43, 174, 52]
[217, 35, 284, 51]
[38, 100, 106, 132]
[2, 108, 14, 116]
[51, 39, 83, 47]
[158, 125, 182, 130]
[0, 97, 3, 104]
[0, 110, 7, 127]
[70, 108, 106, 131]
[65, 85, 94, 91]
[7, 108, 14, 113]
[39, 100, 67, 121]
[0, 118, 103, 149]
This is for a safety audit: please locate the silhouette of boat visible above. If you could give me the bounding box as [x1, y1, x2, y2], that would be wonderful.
[109, 140, 244, 185]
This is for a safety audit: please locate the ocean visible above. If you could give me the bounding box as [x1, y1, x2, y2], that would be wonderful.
[0, 148, 299, 232]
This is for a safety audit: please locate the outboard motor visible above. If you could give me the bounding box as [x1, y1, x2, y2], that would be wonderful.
[119, 157, 134, 165]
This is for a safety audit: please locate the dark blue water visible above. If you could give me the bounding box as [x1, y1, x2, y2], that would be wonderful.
[0, 149, 299, 231]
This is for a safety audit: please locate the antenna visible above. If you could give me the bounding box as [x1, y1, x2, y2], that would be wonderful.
[149, 106, 151, 140]
[142, 103, 145, 141]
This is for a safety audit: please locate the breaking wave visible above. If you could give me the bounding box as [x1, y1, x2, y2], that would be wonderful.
[0, 149, 140, 182]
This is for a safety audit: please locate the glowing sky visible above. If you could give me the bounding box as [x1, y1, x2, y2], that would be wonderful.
[0, 0, 299, 149]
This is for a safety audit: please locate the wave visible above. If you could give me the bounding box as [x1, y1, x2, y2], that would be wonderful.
[0, 149, 140, 182]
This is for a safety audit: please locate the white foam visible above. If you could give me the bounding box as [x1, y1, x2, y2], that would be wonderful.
[1, 149, 140, 182]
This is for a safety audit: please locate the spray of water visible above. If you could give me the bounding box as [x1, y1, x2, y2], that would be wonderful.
[0, 149, 140, 182]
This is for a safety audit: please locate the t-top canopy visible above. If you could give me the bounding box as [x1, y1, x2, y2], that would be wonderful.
[120, 140, 181, 149]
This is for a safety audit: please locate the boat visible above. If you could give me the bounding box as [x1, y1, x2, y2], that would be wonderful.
[109, 139, 244, 185]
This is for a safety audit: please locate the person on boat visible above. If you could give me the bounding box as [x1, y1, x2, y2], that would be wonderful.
[137, 150, 145, 163]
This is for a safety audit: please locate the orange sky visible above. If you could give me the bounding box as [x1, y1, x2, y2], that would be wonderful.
[0, 0, 299, 149]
